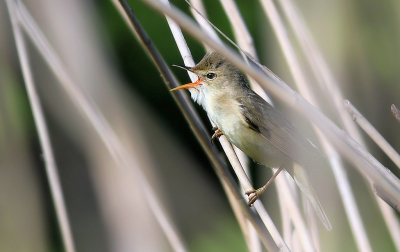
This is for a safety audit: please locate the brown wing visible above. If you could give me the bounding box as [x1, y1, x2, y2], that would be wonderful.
[236, 91, 324, 169]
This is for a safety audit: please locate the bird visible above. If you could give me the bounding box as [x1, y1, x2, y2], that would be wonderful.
[171, 51, 332, 230]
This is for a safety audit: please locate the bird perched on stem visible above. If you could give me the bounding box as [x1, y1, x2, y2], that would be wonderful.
[171, 51, 332, 230]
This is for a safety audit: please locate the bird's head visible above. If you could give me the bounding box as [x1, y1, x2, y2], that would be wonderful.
[171, 51, 249, 105]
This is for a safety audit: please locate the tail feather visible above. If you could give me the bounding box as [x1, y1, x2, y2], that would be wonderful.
[293, 164, 332, 231]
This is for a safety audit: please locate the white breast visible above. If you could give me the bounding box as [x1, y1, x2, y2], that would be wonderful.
[199, 89, 285, 168]
[202, 91, 244, 138]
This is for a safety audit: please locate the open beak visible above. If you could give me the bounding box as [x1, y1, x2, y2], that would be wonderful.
[170, 65, 202, 91]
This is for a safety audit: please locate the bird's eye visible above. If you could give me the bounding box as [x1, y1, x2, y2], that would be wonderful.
[206, 72, 216, 80]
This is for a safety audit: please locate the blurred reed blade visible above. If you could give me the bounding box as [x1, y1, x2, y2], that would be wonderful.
[6, 1, 76, 252]
[392, 104, 400, 125]
[344, 100, 400, 170]
[258, 0, 372, 251]
[276, 0, 400, 250]
[13, 1, 187, 251]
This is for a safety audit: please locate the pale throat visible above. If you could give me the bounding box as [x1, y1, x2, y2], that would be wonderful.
[188, 85, 219, 124]
[188, 88, 204, 105]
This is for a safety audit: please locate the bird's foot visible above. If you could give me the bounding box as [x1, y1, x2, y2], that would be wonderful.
[245, 166, 284, 206]
[245, 188, 265, 206]
[211, 127, 224, 144]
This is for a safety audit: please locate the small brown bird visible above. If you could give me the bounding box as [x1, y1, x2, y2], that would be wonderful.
[171, 51, 331, 230]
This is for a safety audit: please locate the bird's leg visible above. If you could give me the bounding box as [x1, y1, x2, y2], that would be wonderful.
[246, 166, 284, 206]
[211, 126, 224, 144]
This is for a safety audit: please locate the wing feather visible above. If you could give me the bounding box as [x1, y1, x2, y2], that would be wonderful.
[236, 92, 323, 169]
